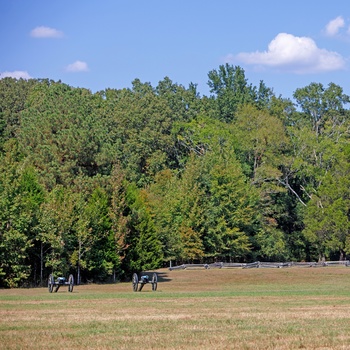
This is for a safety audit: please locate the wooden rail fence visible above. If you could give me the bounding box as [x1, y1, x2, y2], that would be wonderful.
[168, 260, 350, 271]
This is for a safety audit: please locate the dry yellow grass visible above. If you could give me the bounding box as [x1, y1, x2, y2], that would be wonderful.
[1, 267, 350, 349]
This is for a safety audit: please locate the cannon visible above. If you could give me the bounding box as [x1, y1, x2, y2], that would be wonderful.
[132, 272, 157, 292]
[48, 274, 74, 293]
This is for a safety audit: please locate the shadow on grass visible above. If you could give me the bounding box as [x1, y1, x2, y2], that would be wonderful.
[141, 271, 172, 283]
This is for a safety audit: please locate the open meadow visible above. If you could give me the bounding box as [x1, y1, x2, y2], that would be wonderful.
[1, 267, 350, 349]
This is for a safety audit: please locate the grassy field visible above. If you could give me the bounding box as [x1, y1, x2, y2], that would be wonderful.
[1, 267, 350, 349]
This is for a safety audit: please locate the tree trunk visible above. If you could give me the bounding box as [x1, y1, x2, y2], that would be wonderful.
[77, 240, 82, 285]
[40, 242, 43, 286]
[77, 264, 81, 285]
[318, 253, 325, 263]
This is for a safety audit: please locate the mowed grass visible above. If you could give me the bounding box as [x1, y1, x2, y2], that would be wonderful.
[1, 267, 350, 349]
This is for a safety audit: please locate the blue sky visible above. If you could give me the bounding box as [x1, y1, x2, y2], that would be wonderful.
[1, 1, 350, 100]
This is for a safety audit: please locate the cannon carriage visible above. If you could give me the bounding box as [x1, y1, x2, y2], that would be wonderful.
[48, 274, 74, 293]
[132, 272, 157, 292]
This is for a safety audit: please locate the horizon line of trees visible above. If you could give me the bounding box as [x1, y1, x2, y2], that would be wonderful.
[1, 63, 350, 288]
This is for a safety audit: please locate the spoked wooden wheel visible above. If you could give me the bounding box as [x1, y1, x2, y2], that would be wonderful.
[151, 273, 158, 291]
[68, 274, 74, 292]
[132, 273, 138, 292]
[48, 274, 54, 293]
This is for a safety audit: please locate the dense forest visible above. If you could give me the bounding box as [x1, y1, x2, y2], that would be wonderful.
[1, 64, 350, 287]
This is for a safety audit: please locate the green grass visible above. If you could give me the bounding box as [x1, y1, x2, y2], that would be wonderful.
[1, 267, 350, 349]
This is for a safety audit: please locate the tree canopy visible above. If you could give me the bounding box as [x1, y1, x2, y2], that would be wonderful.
[1, 68, 350, 287]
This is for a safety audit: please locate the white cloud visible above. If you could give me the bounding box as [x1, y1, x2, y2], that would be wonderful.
[30, 26, 63, 38]
[325, 16, 345, 37]
[0, 71, 32, 79]
[227, 33, 346, 74]
[65, 61, 89, 72]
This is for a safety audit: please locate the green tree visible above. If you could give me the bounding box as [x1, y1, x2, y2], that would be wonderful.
[293, 82, 350, 136]
[147, 169, 184, 263]
[36, 185, 75, 282]
[303, 154, 350, 261]
[207, 64, 273, 122]
[105, 80, 178, 185]
[19, 81, 108, 189]
[199, 148, 255, 260]
[289, 83, 350, 260]
[0, 77, 37, 145]
[174, 156, 206, 261]
[69, 178, 114, 284]
[0, 140, 44, 287]
[150, 116, 258, 262]
[123, 184, 163, 274]
[82, 186, 114, 282]
[108, 165, 130, 279]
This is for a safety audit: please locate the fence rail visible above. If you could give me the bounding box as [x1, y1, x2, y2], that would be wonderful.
[168, 260, 350, 271]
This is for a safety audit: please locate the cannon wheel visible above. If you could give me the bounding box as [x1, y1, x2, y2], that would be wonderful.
[132, 273, 138, 292]
[152, 273, 158, 291]
[68, 274, 74, 292]
[48, 274, 54, 293]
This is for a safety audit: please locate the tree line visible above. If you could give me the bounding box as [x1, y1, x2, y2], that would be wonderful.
[1, 64, 350, 287]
